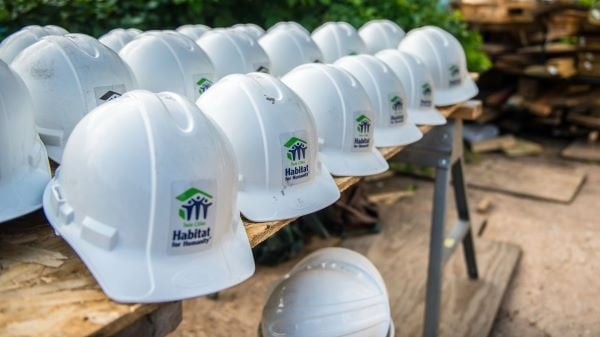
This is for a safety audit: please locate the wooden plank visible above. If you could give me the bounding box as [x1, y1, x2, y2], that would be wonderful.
[470, 135, 517, 153]
[567, 112, 600, 129]
[466, 158, 586, 203]
[451, 100, 483, 120]
[561, 140, 600, 162]
[502, 138, 544, 157]
[341, 179, 520, 337]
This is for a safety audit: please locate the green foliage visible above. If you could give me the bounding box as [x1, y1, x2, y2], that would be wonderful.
[0, 0, 491, 71]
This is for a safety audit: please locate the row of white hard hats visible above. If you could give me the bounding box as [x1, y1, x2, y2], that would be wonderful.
[261, 247, 393, 337]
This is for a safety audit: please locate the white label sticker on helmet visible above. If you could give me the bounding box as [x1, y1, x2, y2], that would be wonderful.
[169, 180, 216, 254]
[388, 93, 405, 125]
[94, 84, 126, 106]
[352, 111, 372, 152]
[280, 131, 310, 186]
[420, 82, 433, 108]
[194, 75, 213, 96]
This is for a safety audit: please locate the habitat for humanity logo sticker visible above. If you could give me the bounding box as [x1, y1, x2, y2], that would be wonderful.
[420, 83, 433, 108]
[353, 112, 371, 151]
[196, 77, 213, 95]
[448, 64, 462, 87]
[169, 182, 215, 254]
[94, 84, 126, 106]
[281, 131, 310, 186]
[389, 95, 404, 125]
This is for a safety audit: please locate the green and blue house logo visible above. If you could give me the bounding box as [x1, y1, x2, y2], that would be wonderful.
[449, 64, 460, 77]
[284, 136, 308, 161]
[356, 114, 372, 134]
[196, 78, 213, 95]
[176, 187, 213, 223]
[391, 95, 403, 113]
[422, 83, 432, 97]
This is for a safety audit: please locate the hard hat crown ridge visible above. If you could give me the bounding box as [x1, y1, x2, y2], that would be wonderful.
[259, 27, 323, 77]
[312, 21, 367, 63]
[0, 25, 68, 63]
[43, 90, 255, 303]
[11, 33, 138, 163]
[196, 72, 340, 222]
[359, 19, 405, 54]
[99, 28, 142, 52]
[0, 60, 51, 223]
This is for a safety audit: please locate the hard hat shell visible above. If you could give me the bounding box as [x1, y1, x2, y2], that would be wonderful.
[196, 72, 340, 222]
[176, 24, 210, 40]
[399, 26, 478, 106]
[0, 25, 68, 63]
[335, 54, 422, 147]
[261, 247, 392, 337]
[282, 64, 389, 176]
[196, 29, 270, 80]
[258, 27, 323, 77]
[267, 21, 311, 36]
[376, 49, 446, 125]
[311, 22, 367, 63]
[11, 33, 138, 163]
[98, 28, 142, 52]
[359, 19, 405, 54]
[0, 61, 51, 223]
[43, 90, 255, 303]
[231, 23, 266, 39]
[120, 30, 214, 102]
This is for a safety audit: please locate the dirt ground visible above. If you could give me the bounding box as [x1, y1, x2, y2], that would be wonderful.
[169, 137, 600, 337]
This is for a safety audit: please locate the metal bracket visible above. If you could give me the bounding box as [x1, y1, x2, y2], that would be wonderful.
[394, 119, 479, 337]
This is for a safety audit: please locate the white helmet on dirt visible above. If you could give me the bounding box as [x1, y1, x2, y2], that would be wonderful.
[267, 21, 310, 36]
[196, 29, 270, 80]
[311, 22, 367, 63]
[258, 27, 322, 77]
[11, 33, 138, 163]
[196, 72, 340, 222]
[98, 28, 142, 52]
[399, 26, 478, 106]
[282, 64, 389, 176]
[231, 23, 265, 39]
[0, 61, 51, 223]
[359, 19, 405, 54]
[43, 90, 255, 303]
[120, 30, 214, 102]
[261, 247, 393, 337]
[0, 25, 68, 63]
[335, 54, 422, 146]
[376, 49, 446, 125]
[176, 24, 210, 40]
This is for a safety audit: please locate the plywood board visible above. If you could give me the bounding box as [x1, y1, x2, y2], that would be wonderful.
[466, 158, 586, 203]
[561, 140, 600, 162]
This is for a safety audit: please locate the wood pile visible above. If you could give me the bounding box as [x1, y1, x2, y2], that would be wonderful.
[455, 0, 600, 140]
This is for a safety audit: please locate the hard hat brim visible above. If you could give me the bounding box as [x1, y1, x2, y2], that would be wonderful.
[258, 319, 395, 337]
[407, 106, 447, 126]
[0, 167, 50, 223]
[434, 75, 479, 107]
[43, 182, 255, 303]
[238, 163, 340, 222]
[321, 147, 389, 177]
[374, 122, 423, 147]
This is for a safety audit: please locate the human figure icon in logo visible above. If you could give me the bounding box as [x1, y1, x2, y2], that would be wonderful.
[181, 196, 213, 220]
[288, 142, 307, 161]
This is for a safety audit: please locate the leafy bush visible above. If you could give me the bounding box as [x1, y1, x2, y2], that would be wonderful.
[0, 0, 490, 71]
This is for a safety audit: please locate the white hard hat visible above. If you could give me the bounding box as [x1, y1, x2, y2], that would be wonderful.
[399, 26, 478, 106]
[0, 61, 51, 223]
[11, 33, 138, 163]
[335, 54, 422, 147]
[176, 24, 210, 40]
[43, 90, 255, 303]
[282, 64, 389, 176]
[261, 247, 392, 337]
[231, 23, 265, 39]
[196, 72, 340, 222]
[119, 30, 214, 101]
[311, 22, 367, 63]
[258, 27, 322, 77]
[98, 28, 142, 52]
[0, 25, 68, 63]
[359, 19, 405, 54]
[376, 49, 446, 125]
[196, 29, 270, 80]
[267, 21, 310, 36]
